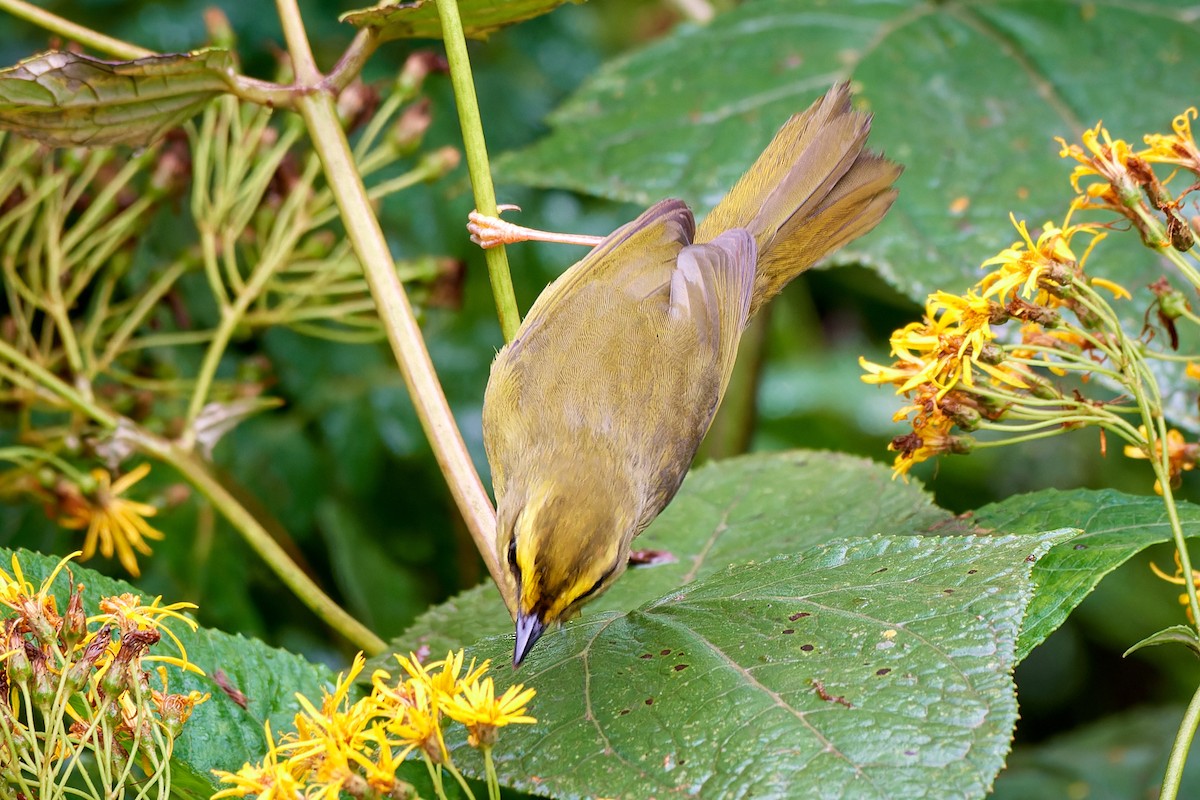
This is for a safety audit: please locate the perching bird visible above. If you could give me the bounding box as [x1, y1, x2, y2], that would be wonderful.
[476, 83, 902, 665]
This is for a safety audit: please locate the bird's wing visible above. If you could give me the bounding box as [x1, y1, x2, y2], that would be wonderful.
[519, 198, 696, 333]
[668, 228, 756, 406]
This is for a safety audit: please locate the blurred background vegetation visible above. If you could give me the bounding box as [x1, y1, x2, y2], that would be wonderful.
[0, 0, 1193, 758]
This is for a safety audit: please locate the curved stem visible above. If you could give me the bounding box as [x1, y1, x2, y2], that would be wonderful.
[274, 0, 513, 614]
[0, 0, 152, 59]
[132, 431, 386, 654]
[1161, 680, 1200, 800]
[435, 0, 521, 342]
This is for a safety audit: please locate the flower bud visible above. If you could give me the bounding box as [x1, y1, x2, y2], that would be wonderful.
[395, 51, 448, 100]
[62, 582, 87, 649]
[389, 98, 432, 156]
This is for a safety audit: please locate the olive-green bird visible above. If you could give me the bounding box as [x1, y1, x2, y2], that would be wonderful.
[481, 83, 902, 665]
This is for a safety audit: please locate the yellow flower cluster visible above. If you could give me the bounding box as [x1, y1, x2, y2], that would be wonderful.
[860, 207, 1112, 477]
[0, 552, 206, 799]
[862, 105, 1200, 481]
[213, 649, 536, 800]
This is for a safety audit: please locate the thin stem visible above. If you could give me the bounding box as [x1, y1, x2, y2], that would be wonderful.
[274, 0, 512, 613]
[435, 0, 521, 342]
[1161, 680, 1200, 800]
[132, 430, 386, 654]
[0, 338, 117, 427]
[322, 28, 380, 94]
[0, 0, 153, 59]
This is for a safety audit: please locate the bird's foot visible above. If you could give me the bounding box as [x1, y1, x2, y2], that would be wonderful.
[467, 205, 606, 249]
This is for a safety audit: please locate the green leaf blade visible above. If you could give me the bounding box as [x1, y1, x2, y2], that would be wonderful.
[496, 0, 1200, 302]
[973, 488, 1200, 661]
[450, 531, 1072, 799]
[0, 50, 234, 147]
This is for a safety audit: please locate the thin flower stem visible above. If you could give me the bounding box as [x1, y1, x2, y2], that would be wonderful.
[273, 0, 513, 614]
[1161, 679, 1200, 800]
[94, 259, 191, 375]
[0, 0, 152, 59]
[443, 758, 478, 800]
[435, 0, 521, 342]
[483, 747, 501, 800]
[0, 338, 117, 427]
[0, 446, 89, 484]
[1150, 440, 1200, 632]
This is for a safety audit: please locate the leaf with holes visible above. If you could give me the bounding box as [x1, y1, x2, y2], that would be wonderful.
[446, 530, 1072, 800]
[0, 49, 233, 147]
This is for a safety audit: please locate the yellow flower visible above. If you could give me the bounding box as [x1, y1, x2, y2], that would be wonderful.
[393, 649, 488, 707]
[0, 551, 78, 645]
[443, 676, 537, 749]
[1150, 550, 1200, 623]
[93, 592, 200, 673]
[382, 677, 447, 762]
[57, 463, 165, 577]
[280, 653, 377, 770]
[213, 723, 305, 799]
[1141, 108, 1200, 173]
[1057, 122, 1140, 200]
[979, 211, 1107, 307]
[888, 409, 969, 480]
[1123, 426, 1199, 494]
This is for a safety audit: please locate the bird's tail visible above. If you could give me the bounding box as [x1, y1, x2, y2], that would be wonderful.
[696, 83, 902, 317]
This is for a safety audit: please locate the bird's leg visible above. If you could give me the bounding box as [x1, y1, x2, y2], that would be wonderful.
[467, 204, 606, 250]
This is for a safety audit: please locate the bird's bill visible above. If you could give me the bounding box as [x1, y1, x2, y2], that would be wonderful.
[513, 610, 547, 666]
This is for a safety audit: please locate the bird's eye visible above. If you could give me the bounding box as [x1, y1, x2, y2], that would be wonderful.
[507, 537, 519, 575]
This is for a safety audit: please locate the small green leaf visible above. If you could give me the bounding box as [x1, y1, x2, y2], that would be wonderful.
[1124, 624, 1200, 659]
[0, 548, 333, 795]
[993, 705, 1200, 799]
[340, 0, 576, 41]
[0, 50, 234, 147]
[384, 450, 957, 659]
[973, 488, 1200, 662]
[451, 531, 1071, 799]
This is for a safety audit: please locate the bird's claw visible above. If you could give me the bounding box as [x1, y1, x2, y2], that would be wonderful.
[467, 204, 524, 249]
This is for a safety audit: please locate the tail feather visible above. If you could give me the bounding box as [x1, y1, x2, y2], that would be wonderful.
[695, 83, 901, 318]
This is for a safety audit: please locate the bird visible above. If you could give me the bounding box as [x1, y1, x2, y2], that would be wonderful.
[475, 82, 902, 665]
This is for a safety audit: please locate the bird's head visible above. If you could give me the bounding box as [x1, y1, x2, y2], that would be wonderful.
[499, 477, 634, 666]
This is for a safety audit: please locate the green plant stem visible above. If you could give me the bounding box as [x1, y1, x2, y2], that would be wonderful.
[435, 0, 521, 342]
[1162, 680, 1200, 800]
[0, 0, 152, 59]
[0, 339, 117, 427]
[273, 0, 513, 614]
[132, 431, 386, 654]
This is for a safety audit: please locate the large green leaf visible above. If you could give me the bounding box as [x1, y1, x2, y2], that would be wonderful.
[385, 450, 959, 658]
[341, 0, 576, 41]
[0, 548, 333, 798]
[973, 488, 1200, 662]
[496, 0, 1199, 301]
[992, 705, 1200, 799]
[451, 531, 1071, 800]
[0, 50, 233, 147]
